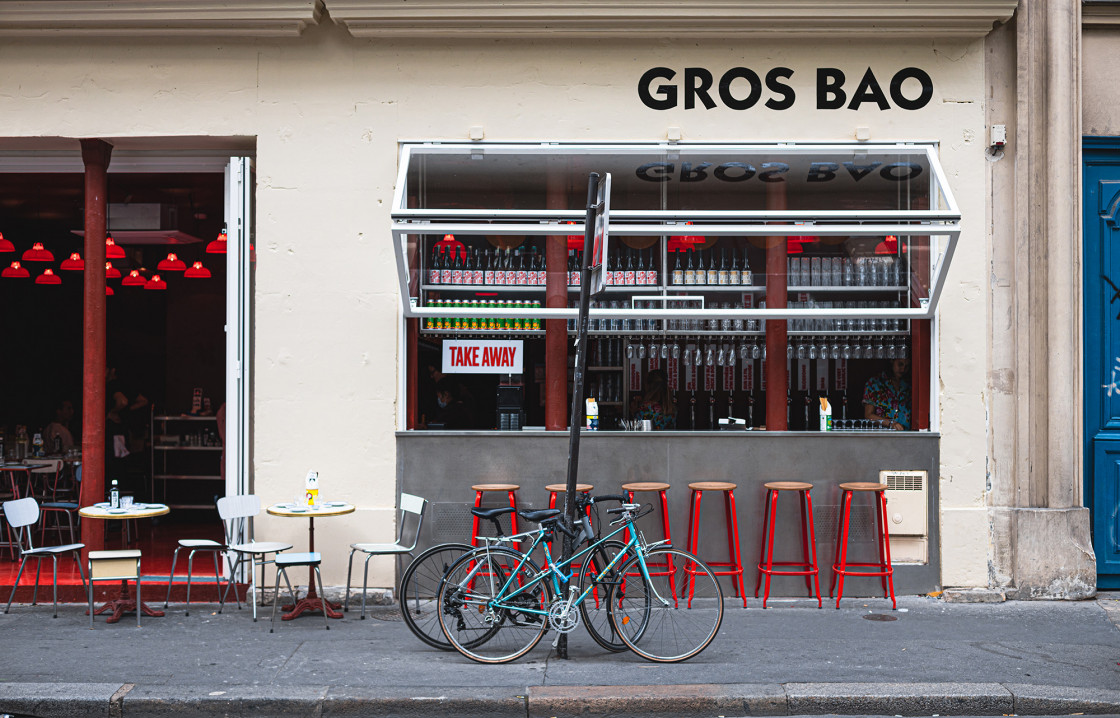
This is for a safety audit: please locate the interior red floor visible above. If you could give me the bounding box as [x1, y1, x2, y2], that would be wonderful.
[1, 514, 233, 604]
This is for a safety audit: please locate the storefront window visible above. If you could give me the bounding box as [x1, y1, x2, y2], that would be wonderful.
[391, 143, 959, 433]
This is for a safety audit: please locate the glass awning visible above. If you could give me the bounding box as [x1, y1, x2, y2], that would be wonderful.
[391, 142, 960, 322]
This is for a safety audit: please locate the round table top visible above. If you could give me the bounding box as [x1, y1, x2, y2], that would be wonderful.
[266, 502, 356, 518]
[79, 503, 170, 519]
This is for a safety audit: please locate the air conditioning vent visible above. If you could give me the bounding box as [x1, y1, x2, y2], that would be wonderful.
[880, 470, 928, 536]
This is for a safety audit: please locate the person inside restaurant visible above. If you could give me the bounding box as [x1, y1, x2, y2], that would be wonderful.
[43, 398, 76, 453]
[634, 369, 677, 430]
[862, 357, 912, 430]
[426, 378, 475, 429]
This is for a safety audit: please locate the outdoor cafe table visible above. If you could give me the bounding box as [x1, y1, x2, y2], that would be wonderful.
[78, 502, 170, 623]
[265, 501, 355, 620]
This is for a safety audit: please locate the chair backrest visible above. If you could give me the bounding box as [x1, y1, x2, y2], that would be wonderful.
[2, 497, 40, 553]
[216, 494, 262, 545]
[25, 459, 62, 474]
[396, 493, 427, 551]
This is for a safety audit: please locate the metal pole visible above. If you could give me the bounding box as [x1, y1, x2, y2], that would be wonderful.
[557, 172, 600, 660]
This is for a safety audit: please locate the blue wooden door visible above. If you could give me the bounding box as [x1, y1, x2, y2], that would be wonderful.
[1084, 139, 1120, 588]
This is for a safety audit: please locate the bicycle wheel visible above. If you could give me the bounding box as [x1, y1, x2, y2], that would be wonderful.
[437, 546, 552, 664]
[577, 540, 644, 652]
[610, 547, 724, 663]
[398, 543, 474, 650]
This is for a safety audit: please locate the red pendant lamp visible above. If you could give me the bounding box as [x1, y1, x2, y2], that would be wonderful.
[35, 268, 61, 285]
[22, 242, 54, 262]
[184, 260, 211, 278]
[874, 234, 900, 255]
[60, 252, 85, 271]
[105, 234, 126, 260]
[157, 252, 186, 271]
[2, 261, 30, 278]
[106, 285, 114, 296]
[144, 274, 167, 290]
[105, 262, 122, 279]
[0, 232, 14, 253]
[122, 269, 146, 287]
[206, 227, 227, 254]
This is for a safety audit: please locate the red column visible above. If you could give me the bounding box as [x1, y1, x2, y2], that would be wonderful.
[544, 175, 570, 430]
[80, 139, 112, 557]
[764, 182, 788, 430]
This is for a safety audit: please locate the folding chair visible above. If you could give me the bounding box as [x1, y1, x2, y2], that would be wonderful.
[3, 497, 87, 618]
[217, 494, 292, 621]
[345, 493, 427, 619]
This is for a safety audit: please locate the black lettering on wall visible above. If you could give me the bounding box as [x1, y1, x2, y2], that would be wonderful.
[816, 68, 846, 110]
[764, 67, 796, 110]
[638, 67, 678, 110]
[684, 67, 717, 110]
[847, 68, 890, 111]
[890, 67, 934, 110]
[718, 68, 762, 110]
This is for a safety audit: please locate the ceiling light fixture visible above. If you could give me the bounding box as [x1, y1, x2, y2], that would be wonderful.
[60, 253, 85, 271]
[2, 261, 30, 278]
[157, 252, 187, 271]
[143, 274, 167, 290]
[105, 262, 122, 279]
[0, 232, 13, 253]
[106, 286, 114, 296]
[22, 242, 54, 262]
[206, 227, 227, 254]
[35, 268, 61, 285]
[184, 260, 211, 278]
[122, 270, 146, 287]
[105, 234, 126, 260]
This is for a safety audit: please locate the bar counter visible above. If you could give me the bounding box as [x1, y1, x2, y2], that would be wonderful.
[397, 430, 940, 596]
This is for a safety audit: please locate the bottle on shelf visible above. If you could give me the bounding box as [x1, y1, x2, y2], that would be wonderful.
[439, 247, 452, 285]
[672, 250, 684, 285]
[634, 249, 645, 286]
[536, 252, 547, 286]
[450, 247, 463, 285]
[483, 249, 495, 285]
[728, 248, 741, 285]
[645, 248, 658, 285]
[471, 249, 484, 285]
[742, 253, 753, 286]
[32, 431, 43, 457]
[109, 479, 120, 509]
[514, 250, 527, 286]
[706, 248, 719, 285]
[718, 248, 729, 285]
[624, 249, 636, 286]
[684, 249, 697, 285]
[429, 245, 441, 285]
[693, 250, 706, 285]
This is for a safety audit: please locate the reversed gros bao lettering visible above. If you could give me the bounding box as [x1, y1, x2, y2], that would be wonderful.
[636, 161, 921, 184]
[638, 66, 933, 111]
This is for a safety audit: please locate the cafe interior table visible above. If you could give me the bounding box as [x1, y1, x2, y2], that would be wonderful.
[265, 501, 356, 620]
[78, 502, 171, 623]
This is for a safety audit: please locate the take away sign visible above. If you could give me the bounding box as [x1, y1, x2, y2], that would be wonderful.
[443, 340, 524, 374]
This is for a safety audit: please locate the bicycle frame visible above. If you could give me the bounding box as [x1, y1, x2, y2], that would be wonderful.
[463, 511, 672, 619]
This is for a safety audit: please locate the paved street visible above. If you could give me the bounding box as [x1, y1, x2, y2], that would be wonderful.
[1, 592, 1118, 716]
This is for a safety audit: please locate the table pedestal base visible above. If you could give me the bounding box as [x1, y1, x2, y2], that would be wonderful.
[281, 595, 343, 620]
[92, 597, 166, 624]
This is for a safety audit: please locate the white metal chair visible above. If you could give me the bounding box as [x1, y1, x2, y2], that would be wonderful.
[270, 552, 330, 632]
[216, 494, 293, 621]
[39, 462, 81, 546]
[88, 549, 141, 628]
[345, 492, 427, 619]
[3, 497, 87, 618]
[163, 506, 229, 616]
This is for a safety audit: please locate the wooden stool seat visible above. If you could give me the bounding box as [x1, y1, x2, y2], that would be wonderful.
[685, 481, 747, 607]
[763, 481, 813, 491]
[837, 482, 887, 492]
[622, 481, 670, 492]
[471, 483, 521, 492]
[544, 483, 594, 493]
[755, 483, 821, 608]
[688, 481, 737, 491]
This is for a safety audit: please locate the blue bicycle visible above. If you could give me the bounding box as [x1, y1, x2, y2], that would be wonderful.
[436, 500, 724, 663]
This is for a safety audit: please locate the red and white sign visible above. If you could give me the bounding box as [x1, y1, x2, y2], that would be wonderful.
[797, 358, 809, 392]
[443, 340, 523, 374]
[704, 363, 716, 392]
[834, 359, 848, 391]
[667, 356, 680, 391]
[742, 360, 754, 392]
[629, 355, 642, 392]
[723, 364, 735, 391]
[816, 359, 829, 392]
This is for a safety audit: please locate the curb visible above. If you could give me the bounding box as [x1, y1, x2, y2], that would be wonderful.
[3, 681, 1120, 717]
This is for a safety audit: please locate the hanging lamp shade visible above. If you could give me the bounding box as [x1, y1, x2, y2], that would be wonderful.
[106, 285, 114, 296]
[206, 227, 227, 254]
[157, 252, 186, 271]
[104, 262, 122, 279]
[0, 232, 13, 253]
[184, 260, 211, 278]
[35, 268, 61, 285]
[21, 242, 54, 262]
[874, 234, 900, 255]
[105, 234, 126, 260]
[143, 274, 167, 290]
[2, 261, 30, 278]
[434, 233, 465, 262]
[60, 252, 85, 271]
[565, 221, 585, 250]
[122, 269, 146, 287]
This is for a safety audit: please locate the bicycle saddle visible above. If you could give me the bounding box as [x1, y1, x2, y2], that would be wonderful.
[470, 506, 515, 519]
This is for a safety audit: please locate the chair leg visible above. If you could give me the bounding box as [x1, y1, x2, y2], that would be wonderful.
[51, 554, 59, 618]
[315, 566, 330, 631]
[214, 551, 225, 613]
[345, 547, 356, 613]
[878, 492, 897, 609]
[74, 550, 89, 594]
[269, 568, 284, 633]
[362, 553, 374, 619]
[89, 565, 95, 629]
[165, 546, 181, 608]
[185, 549, 196, 616]
[5, 556, 29, 613]
[32, 557, 43, 606]
[136, 567, 142, 628]
[762, 490, 779, 609]
[685, 490, 702, 607]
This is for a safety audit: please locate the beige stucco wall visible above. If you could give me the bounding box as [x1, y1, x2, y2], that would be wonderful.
[1084, 27, 1120, 135]
[0, 21, 989, 588]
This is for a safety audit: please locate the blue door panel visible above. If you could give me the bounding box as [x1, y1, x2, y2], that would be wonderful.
[1092, 441, 1120, 579]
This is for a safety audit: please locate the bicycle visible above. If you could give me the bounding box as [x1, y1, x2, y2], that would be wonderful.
[398, 493, 631, 652]
[436, 501, 724, 664]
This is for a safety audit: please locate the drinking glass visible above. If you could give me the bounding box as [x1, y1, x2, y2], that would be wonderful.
[717, 346, 726, 366]
[704, 346, 714, 366]
[796, 342, 807, 360]
[842, 340, 852, 359]
[831, 340, 841, 359]
[672, 342, 680, 359]
[626, 343, 634, 360]
[661, 342, 669, 359]
[751, 342, 761, 360]
[725, 345, 735, 366]
[739, 343, 749, 360]
[120, 495, 134, 510]
[808, 343, 818, 360]
[638, 343, 646, 360]
[818, 340, 830, 359]
[887, 342, 897, 359]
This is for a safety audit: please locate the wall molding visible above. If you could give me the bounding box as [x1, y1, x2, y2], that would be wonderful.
[328, 1, 1018, 39]
[0, 1, 320, 37]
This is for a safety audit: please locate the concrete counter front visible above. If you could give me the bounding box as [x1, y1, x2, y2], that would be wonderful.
[396, 431, 940, 597]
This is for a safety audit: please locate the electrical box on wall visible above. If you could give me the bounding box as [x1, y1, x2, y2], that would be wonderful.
[880, 470, 928, 536]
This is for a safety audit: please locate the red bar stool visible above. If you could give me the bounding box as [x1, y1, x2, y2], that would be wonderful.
[545, 483, 594, 574]
[470, 483, 521, 545]
[754, 481, 822, 609]
[685, 481, 747, 608]
[621, 481, 676, 604]
[830, 482, 895, 609]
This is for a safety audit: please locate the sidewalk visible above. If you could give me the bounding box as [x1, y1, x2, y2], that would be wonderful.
[1, 592, 1118, 717]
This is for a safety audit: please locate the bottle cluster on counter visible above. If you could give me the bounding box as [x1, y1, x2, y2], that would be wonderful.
[670, 248, 752, 286]
[424, 299, 542, 332]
